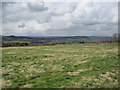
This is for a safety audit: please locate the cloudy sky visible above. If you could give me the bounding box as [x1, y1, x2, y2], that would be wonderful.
[1, 0, 118, 36]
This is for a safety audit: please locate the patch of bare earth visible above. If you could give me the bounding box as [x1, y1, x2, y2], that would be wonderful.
[6, 52, 16, 54]
[73, 77, 94, 88]
[11, 62, 20, 66]
[96, 49, 118, 53]
[58, 49, 80, 53]
[44, 49, 55, 51]
[2, 67, 14, 74]
[41, 58, 50, 61]
[74, 60, 88, 65]
[51, 65, 63, 71]
[43, 64, 63, 71]
[1, 79, 6, 88]
[0, 79, 12, 88]
[58, 55, 71, 60]
[68, 68, 92, 76]
[45, 49, 79, 53]
[73, 71, 118, 88]
[59, 86, 67, 88]
[0, 79, 2, 88]
[27, 67, 45, 74]
[23, 84, 32, 88]
[43, 54, 55, 56]
[25, 73, 33, 77]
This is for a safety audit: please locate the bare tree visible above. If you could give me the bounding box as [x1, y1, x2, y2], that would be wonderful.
[112, 33, 120, 42]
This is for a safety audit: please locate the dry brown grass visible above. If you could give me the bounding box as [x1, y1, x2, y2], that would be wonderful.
[68, 68, 92, 76]
[74, 60, 88, 65]
[23, 84, 32, 88]
[27, 67, 45, 74]
[11, 62, 20, 66]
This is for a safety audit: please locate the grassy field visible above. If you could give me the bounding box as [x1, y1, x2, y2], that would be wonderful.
[1, 44, 119, 88]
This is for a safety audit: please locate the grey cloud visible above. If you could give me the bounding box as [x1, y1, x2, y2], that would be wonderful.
[2, 2, 50, 24]
[18, 23, 25, 28]
[44, 19, 117, 36]
[27, 2, 48, 12]
[35, 12, 52, 23]
[2, 3, 30, 23]
[49, 2, 77, 16]
[2, 2, 15, 8]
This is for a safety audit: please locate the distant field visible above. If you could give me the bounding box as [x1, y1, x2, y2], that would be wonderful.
[2, 44, 119, 88]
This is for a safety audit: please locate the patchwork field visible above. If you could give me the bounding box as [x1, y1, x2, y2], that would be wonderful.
[1, 44, 119, 88]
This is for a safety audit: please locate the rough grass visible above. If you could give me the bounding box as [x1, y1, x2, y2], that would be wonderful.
[2, 44, 119, 88]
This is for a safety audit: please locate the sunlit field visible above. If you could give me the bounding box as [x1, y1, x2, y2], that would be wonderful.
[2, 44, 118, 88]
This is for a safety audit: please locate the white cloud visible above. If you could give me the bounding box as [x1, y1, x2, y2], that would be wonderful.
[49, 13, 74, 30]
[2, 1, 118, 36]
[47, 2, 77, 16]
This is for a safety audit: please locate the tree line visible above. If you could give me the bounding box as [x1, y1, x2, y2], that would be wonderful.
[2, 33, 119, 47]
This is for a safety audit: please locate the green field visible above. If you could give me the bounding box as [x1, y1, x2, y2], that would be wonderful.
[2, 44, 119, 88]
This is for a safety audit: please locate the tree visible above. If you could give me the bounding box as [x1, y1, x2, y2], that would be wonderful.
[112, 33, 120, 42]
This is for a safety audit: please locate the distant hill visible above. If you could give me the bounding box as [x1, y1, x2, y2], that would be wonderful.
[2, 35, 112, 47]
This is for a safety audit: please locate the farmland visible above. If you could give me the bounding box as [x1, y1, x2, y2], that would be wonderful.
[2, 44, 119, 88]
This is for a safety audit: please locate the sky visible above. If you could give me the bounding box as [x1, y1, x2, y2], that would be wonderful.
[1, 0, 118, 36]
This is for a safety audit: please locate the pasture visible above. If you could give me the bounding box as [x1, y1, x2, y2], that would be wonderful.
[2, 44, 119, 88]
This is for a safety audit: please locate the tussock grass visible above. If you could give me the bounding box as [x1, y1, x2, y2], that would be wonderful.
[2, 44, 118, 88]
